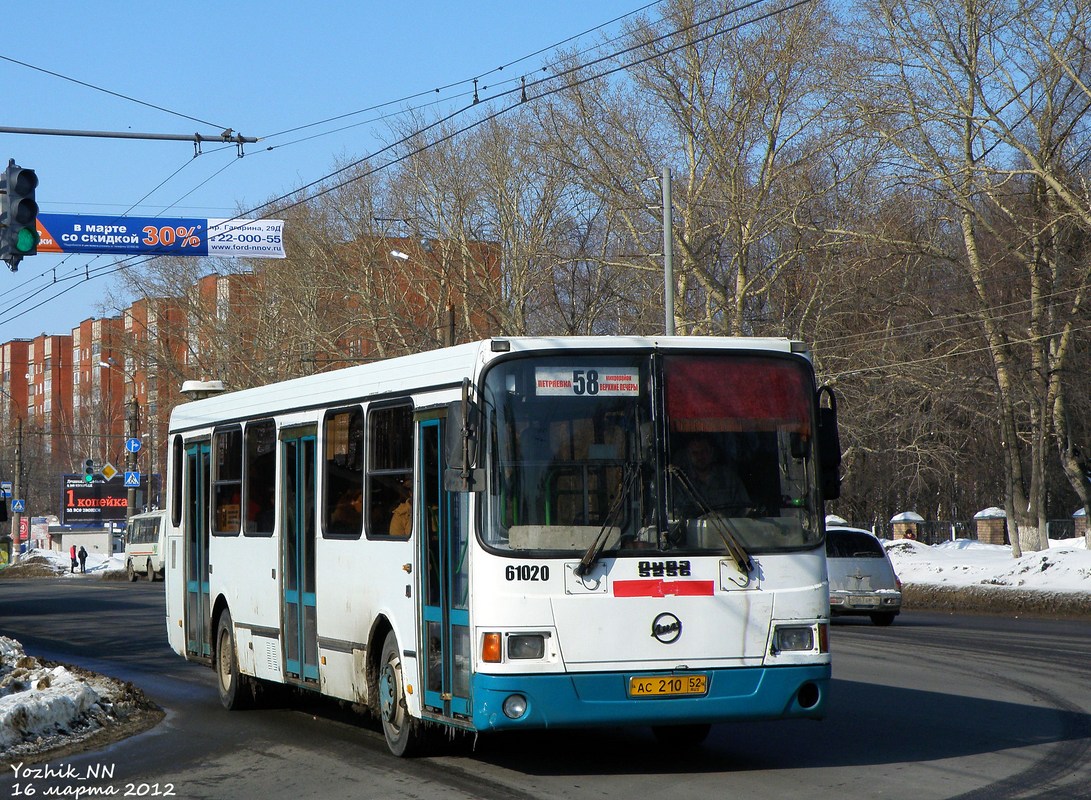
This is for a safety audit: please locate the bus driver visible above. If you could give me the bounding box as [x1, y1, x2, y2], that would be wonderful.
[679, 436, 749, 513]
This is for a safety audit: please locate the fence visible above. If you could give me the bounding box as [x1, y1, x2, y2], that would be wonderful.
[852, 518, 1078, 545]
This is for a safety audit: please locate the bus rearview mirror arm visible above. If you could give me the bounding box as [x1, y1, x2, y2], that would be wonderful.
[445, 378, 485, 492]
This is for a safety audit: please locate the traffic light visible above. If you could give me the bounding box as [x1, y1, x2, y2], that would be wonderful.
[84, 459, 95, 483]
[0, 159, 39, 271]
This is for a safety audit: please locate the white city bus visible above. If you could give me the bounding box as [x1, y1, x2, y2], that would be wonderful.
[163, 336, 841, 755]
[124, 509, 167, 581]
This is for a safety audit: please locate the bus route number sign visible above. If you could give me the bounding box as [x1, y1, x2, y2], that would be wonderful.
[535, 367, 639, 397]
[628, 674, 708, 698]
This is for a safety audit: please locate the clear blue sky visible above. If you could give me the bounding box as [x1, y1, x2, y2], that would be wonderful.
[0, 1, 651, 343]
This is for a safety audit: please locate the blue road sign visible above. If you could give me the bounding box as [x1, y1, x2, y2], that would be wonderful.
[11, 499, 25, 512]
[125, 437, 142, 453]
[1, 481, 11, 499]
[124, 472, 141, 487]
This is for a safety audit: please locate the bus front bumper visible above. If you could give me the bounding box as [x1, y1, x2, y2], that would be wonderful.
[471, 664, 829, 732]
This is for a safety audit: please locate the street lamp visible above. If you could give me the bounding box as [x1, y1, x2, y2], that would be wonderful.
[99, 357, 140, 519]
[388, 248, 455, 346]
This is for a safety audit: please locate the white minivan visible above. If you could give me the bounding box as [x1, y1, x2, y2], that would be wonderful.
[825, 525, 903, 625]
[124, 509, 167, 582]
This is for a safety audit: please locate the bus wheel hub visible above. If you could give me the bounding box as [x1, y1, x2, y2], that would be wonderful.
[379, 664, 398, 722]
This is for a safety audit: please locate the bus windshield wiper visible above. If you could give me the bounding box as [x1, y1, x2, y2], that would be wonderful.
[668, 466, 753, 575]
[574, 465, 639, 577]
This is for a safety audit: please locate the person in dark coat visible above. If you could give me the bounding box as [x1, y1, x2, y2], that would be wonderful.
[77, 545, 88, 574]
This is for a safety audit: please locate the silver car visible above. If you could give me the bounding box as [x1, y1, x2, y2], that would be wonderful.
[825, 526, 902, 626]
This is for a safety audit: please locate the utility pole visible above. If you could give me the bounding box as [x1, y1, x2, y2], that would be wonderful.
[100, 356, 141, 519]
[662, 166, 675, 336]
[11, 417, 22, 560]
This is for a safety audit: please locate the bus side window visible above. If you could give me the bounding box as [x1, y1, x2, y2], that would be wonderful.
[323, 407, 364, 537]
[212, 427, 243, 535]
[366, 403, 413, 537]
[245, 419, 277, 535]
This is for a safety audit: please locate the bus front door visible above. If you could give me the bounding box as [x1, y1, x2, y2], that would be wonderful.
[282, 428, 319, 683]
[184, 441, 212, 660]
[419, 417, 470, 720]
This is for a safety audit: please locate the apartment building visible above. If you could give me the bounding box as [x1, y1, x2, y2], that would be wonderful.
[0, 236, 499, 530]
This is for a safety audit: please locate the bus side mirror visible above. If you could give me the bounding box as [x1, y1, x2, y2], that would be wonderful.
[444, 380, 485, 493]
[817, 385, 842, 501]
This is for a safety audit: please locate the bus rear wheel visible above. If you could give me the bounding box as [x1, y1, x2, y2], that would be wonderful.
[216, 610, 252, 710]
[378, 631, 423, 757]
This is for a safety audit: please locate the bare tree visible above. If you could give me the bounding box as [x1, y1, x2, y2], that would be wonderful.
[851, 0, 1091, 551]
[536, 0, 856, 336]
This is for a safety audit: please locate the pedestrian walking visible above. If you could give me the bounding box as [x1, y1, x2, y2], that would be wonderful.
[77, 545, 88, 574]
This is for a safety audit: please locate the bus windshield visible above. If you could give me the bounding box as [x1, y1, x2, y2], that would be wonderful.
[481, 352, 822, 557]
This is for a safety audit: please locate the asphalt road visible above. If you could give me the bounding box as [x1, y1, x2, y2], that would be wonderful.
[2, 578, 1090, 800]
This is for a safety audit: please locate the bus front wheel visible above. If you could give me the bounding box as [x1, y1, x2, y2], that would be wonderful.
[126, 560, 138, 582]
[216, 610, 252, 710]
[378, 631, 423, 757]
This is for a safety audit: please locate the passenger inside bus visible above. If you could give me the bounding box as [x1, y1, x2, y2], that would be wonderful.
[675, 435, 750, 515]
[389, 478, 411, 536]
[329, 487, 363, 533]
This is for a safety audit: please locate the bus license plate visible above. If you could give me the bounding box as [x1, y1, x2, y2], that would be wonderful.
[629, 674, 708, 698]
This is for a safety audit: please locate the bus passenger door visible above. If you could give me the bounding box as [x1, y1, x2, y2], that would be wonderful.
[184, 441, 212, 660]
[420, 416, 470, 719]
[282, 427, 319, 683]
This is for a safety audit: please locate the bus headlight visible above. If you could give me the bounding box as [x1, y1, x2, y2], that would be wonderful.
[507, 634, 545, 660]
[772, 625, 815, 653]
[502, 694, 528, 719]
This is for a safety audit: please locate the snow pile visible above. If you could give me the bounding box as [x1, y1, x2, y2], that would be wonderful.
[886, 537, 1091, 592]
[0, 637, 101, 750]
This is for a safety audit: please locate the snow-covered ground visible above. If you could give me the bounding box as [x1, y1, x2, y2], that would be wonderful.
[1, 548, 160, 763]
[0, 636, 115, 753]
[2, 536, 1090, 761]
[886, 535, 1091, 593]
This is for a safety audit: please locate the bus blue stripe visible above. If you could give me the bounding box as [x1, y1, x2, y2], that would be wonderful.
[471, 665, 829, 730]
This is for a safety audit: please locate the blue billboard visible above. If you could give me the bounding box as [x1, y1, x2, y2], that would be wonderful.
[36, 214, 285, 258]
